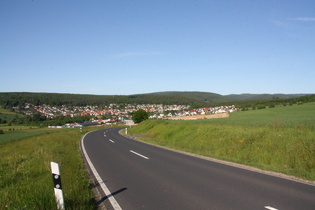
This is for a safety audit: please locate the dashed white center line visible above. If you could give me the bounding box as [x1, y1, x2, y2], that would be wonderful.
[109, 139, 115, 143]
[265, 206, 278, 210]
[130, 150, 149, 160]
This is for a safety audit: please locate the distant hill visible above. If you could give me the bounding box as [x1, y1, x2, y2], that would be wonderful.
[0, 92, 313, 109]
[0, 92, 209, 108]
[225, 93, 308, 101]
[147, 91, 310, 103]
[148, 91, 228, 103]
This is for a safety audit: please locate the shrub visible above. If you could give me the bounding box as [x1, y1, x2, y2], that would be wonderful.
[257, 105, 266, 109]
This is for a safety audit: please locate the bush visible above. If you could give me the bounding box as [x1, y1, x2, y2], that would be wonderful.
[0, 129, 3, 134]
[257, 105, 266, 109]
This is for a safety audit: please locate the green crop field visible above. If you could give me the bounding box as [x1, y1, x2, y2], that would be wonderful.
[0, 126, 100, 209]
[0, 107, 21, 121]
[129, 103, 315, 181]
[0, 127, 64, 145]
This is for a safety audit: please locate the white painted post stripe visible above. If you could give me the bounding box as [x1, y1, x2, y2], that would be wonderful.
[51, 162, 60, 175]
[265, 206, 278, 210]
[51, 162, 65, 210]
[54, 189, 64, 210]
[130, 150, 149, 159]
[81, 132, 122, 210]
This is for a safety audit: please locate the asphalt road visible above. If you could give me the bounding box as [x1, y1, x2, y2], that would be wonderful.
[81, 127, 315, 210]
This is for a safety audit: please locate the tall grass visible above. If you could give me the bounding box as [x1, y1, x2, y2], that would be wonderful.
[129, 103, 315, 180]
[0, 127, 98, 209]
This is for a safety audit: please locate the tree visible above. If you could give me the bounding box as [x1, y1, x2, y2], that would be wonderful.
[132, 109, 149, 123]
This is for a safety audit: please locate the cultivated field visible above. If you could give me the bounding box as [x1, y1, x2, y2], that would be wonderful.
[169, 112, 229, 120]
[0, 126, 63, 145]
[0, 107, 21, 120]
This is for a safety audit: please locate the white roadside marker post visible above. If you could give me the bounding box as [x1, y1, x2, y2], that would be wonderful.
[125, 128, 127, 135]
[51, 162, 65, 210]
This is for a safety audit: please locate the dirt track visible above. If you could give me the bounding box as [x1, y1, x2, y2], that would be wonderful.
[168, 112, 229, 120]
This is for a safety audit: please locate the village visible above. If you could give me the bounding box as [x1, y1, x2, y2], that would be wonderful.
[15, 103, 237, 127]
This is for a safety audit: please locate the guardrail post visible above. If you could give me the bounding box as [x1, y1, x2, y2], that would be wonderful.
[51, 162, 65, 210]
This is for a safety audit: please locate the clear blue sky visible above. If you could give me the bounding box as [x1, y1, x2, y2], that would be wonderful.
[1, 0, 314, 95]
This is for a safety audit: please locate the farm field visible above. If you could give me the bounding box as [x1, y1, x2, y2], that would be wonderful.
[128, 103, 315, 181]
[0, 107, 21, 120]
[0, 126, 100, 209]
[0, 126, 64, 145]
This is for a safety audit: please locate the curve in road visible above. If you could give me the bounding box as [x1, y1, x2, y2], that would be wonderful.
[81, 127, 315, 210]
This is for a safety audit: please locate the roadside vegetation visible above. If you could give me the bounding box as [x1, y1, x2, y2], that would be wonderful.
[0, 126, 100, 209]
[0, 93, 314, 208]
[128, 103, 315, 181]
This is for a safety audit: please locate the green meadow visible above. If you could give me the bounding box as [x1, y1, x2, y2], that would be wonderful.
[0, 127, 99, 209]
[129, 103, 315, 181]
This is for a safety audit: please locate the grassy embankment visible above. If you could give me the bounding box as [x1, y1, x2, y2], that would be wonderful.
[128, 103, 315, 181]
[0, 126, 100, 209]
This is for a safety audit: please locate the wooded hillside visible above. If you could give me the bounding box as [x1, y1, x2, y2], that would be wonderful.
[0, 92, 314, 110]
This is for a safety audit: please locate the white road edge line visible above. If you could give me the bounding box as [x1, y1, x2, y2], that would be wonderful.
[81, 131, 122, 210]
[109, 139, 115, 143]
[130, 150, 149, 159]
[265, 206, 278, 210]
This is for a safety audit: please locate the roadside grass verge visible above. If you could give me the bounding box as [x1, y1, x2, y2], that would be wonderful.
[128, 103, 315, 181]
[0, 127, 100, 209]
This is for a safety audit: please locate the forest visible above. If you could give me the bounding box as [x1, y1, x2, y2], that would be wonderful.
[0, 92, 209, 108]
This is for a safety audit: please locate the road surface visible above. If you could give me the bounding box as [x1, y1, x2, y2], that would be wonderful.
[81, 127, 315, 210]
